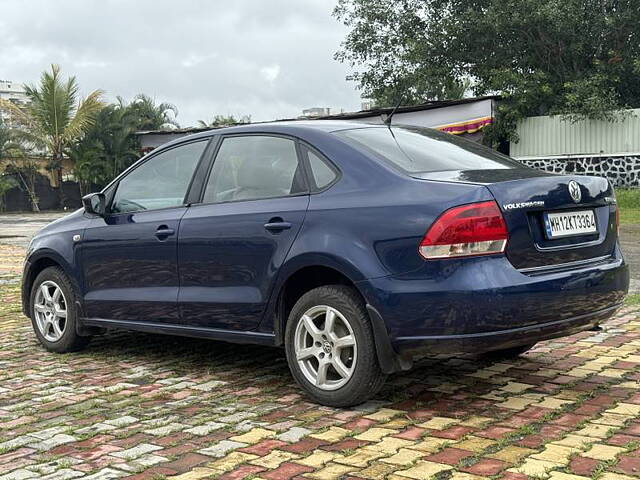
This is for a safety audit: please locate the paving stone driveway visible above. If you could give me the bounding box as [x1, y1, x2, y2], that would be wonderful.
[1, 244, 639, 480]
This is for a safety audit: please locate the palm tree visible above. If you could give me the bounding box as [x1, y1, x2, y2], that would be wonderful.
[0, 64, 104, 207]
[196, 114, 251, 128]
[128, 94, 179, 130]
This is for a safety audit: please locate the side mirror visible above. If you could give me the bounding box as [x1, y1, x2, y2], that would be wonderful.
[82, 193, 106, 216]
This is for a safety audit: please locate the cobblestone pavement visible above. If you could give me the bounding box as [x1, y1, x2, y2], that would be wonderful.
[1, 244, 640, 480]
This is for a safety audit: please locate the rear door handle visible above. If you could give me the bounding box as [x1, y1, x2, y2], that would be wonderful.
[264, 221, 292, 232]
[155, 226, 175, 239]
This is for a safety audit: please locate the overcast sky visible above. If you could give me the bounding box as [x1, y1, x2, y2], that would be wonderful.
[0, 0, 362, 126]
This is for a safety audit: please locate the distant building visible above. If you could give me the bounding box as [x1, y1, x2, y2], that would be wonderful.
[360, 100, 376, 111]
[301, 107, 331, 118]
[0, 80, 30, 127]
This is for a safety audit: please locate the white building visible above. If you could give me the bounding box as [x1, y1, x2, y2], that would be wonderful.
[0, 80, 30, 126]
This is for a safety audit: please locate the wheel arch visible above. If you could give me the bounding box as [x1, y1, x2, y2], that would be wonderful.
[267, 256, 411, 374]
[22, 251, 74, 318]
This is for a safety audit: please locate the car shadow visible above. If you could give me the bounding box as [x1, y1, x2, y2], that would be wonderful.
[78, 328, 548, 409]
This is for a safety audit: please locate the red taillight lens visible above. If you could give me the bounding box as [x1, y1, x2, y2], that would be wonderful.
[419, 201, 508, 259]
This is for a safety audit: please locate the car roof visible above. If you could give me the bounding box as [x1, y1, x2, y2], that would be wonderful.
[157, 120, 384, 149]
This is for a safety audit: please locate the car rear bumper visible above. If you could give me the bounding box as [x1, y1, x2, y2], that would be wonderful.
[357, 244, 629, 359]
[392, 302, 620, 356]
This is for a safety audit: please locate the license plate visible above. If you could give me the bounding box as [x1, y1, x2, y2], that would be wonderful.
[544, 210, 597, 239]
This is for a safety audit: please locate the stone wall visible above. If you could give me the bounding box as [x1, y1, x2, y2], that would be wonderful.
[518, 155, 640, 187]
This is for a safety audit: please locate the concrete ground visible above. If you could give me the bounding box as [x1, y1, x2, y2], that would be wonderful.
[1, 244, 640, 480]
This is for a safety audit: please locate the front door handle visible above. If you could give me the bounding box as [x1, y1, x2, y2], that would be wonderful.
[155, 226, 175, 239]
[264, 220, 292, 232]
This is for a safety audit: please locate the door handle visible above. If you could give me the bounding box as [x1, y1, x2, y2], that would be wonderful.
[264, 220, 292, 232]
[155, 226, 175, 239]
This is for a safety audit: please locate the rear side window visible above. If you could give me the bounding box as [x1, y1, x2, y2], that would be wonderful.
[203, 135, 306, 203]
[336, 126, 521, 173]
[306, 148, 337, 190]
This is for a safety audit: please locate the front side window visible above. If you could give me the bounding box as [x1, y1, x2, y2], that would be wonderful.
[203, 135, 305, 203]
[336, 126, 521, 173]
[111, 141, 207, 214]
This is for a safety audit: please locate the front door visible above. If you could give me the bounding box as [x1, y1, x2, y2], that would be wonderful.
[178, 135, 309, 330]
[81, 139, 209, 323]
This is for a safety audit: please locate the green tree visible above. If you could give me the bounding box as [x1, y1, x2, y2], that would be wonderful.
[0, 64, 104, 206]
[334, 0, 640, 145]
[128, 94, 179, 130]
[0, 118, 39, 211]
[196, 114, 251, 128]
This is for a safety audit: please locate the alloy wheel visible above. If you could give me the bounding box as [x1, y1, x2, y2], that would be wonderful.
[294, 305, 357, 390]
[33, 281, 67, 342]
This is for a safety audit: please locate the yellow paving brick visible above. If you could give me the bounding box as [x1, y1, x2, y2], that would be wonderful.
[304, 461, 357, 479]
[454, 436, 496, 453]
[531, 444, 577, 464]
[501, 382, 534, 393]
[356, 461, 399, 480]
[548, 473, 591, 480]
[536, 397, 574, 409]
[499, 396, 537, 410]
[365, 437, 414, 454]
[208, 452, 258, 472]
[508, 458, 560, 477]
[296, 449, 340, 468]
[592, 413, 629, 426]
[599, 368, 626, 378]
[354, 427, 396, 442]
[566, 368, 594, 378]
[582, 443, 626, 461]
[575, 423, 613, 438]
[380, 418, 414, 429]
[249, 450, 299, 469]
[229, 427, 276, 443]
[334, 448, 386, 467]
[168, 468, 218, 480]
[380, 447, 424, 465]
[309, 426, 351, 442]
[416, 417, 458, 430]
[599, 474, 637, 480]
[448, 474, 485, 480]
[363, 408, 404, 422]
[459, 416, 493, 427]
[394, 460, 452, 479]
[552, 435, 600, 448]
[410, 437, 451, 453]
[608, 403, 640, 416]
[487, 445, 535, 463]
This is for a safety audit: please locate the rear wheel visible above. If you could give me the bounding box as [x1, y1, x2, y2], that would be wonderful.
[285, 285, 387, 407]
[484, 343, 535, 359]
[30, 267, 90, 353]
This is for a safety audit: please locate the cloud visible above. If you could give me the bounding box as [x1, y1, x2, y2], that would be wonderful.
[0, 0, 361, 126]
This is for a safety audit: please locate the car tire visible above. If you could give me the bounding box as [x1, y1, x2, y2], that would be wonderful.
[30, 266, 90, 353]
[484, 343, 535, 359]
[285, 285, 387, 407]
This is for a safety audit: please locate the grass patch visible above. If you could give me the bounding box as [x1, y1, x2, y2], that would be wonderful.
[616, 188, 640, 225]
[624, 294, 640, 306]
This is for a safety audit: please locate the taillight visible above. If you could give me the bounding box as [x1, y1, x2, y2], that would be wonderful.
[419, 201, 508, 259]
[615, 205, 620, 237]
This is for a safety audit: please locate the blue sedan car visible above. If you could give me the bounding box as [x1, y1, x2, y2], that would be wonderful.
[22, 121, 629, 406]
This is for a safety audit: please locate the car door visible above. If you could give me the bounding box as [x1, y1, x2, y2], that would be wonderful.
[178, 134, 310, 330]
[81, 139, 210, 324]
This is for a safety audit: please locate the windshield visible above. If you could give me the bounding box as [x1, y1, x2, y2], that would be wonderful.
[336, 126, 522, 173]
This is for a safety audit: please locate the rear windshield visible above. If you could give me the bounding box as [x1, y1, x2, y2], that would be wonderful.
[335, 126, 521, 173]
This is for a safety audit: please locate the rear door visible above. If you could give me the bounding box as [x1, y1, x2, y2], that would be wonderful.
[177, 134, 309, 330]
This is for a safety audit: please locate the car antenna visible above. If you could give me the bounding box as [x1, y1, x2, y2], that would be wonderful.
[384, 93, 405, 127]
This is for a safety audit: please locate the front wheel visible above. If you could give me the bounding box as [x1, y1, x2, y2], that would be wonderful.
[285, 285, 387, 407]
[30, 267, 90, 353]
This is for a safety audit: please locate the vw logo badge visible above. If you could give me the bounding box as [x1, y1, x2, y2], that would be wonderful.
[568, 180, 581, 203]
